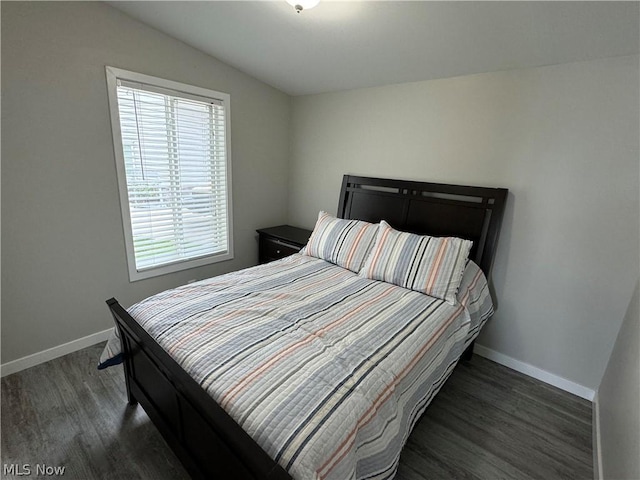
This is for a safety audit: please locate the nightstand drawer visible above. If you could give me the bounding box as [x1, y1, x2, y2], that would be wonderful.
[257, 225, 312, 264]
[261, 237, 300, 261]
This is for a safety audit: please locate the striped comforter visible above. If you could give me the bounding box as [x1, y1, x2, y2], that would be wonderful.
[127, 254, 493, 480]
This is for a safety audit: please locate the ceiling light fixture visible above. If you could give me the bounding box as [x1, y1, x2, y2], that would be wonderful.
[286, 0, 320, 14]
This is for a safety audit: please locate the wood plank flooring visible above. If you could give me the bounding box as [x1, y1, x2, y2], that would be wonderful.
[1, 343, 593, 479]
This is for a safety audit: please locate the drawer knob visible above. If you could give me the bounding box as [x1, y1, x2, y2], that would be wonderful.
[276, 249, 281, 254]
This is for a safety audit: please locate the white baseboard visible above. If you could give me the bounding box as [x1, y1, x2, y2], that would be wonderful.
[474, 343, 596, 401]
[593, 391, 604, 480]
[1, 328, 113, 378]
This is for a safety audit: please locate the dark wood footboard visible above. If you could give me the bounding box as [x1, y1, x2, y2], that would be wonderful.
[106, 298, 292, 480]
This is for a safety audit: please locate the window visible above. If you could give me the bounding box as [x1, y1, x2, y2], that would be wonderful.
[106, 67, 233, 281]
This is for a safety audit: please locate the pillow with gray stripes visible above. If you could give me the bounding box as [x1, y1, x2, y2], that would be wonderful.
[359, 220, 472, 304]
[301, 211, 379, 273]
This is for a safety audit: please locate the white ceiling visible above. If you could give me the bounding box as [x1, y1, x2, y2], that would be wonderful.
[109, 1, 640, 96]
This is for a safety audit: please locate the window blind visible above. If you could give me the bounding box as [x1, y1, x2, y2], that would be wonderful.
[110, 71, 232, 278]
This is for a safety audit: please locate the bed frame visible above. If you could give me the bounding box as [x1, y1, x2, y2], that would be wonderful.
[107, 175, 507, 480]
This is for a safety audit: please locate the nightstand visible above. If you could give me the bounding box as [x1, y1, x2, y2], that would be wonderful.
[256, 225, 312, 264]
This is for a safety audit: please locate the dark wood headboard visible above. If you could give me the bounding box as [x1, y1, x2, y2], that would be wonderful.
[337, 175, 508, 279]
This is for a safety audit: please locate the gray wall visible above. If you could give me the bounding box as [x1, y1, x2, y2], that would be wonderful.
[597, 279, 639, 480]
[1, 2, 291, 363]
[288, 55, 640, 391]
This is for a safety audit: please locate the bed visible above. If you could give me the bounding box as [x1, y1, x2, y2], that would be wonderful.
[106, 175, 508, 480]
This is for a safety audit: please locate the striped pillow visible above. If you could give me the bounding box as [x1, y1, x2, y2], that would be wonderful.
[301, 212, 378, 273]
[359, 221, 473, 304]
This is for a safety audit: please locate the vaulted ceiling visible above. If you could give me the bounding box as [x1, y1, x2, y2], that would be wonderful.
[109, 1, 640, 96]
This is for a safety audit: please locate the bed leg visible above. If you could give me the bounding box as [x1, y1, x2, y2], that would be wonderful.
[462, 341, 474, 362]
[126, 381, 138, 406]
[117, 329, 138, 406]
[123, 367, 138, 405]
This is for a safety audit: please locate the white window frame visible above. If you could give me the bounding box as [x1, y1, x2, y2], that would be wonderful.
[105, 66, 233, 281]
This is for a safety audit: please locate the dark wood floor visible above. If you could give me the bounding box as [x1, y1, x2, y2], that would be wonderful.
[1, 343, 593, 479]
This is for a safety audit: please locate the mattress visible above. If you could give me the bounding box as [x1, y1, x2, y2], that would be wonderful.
[122, 254, 492, 479]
